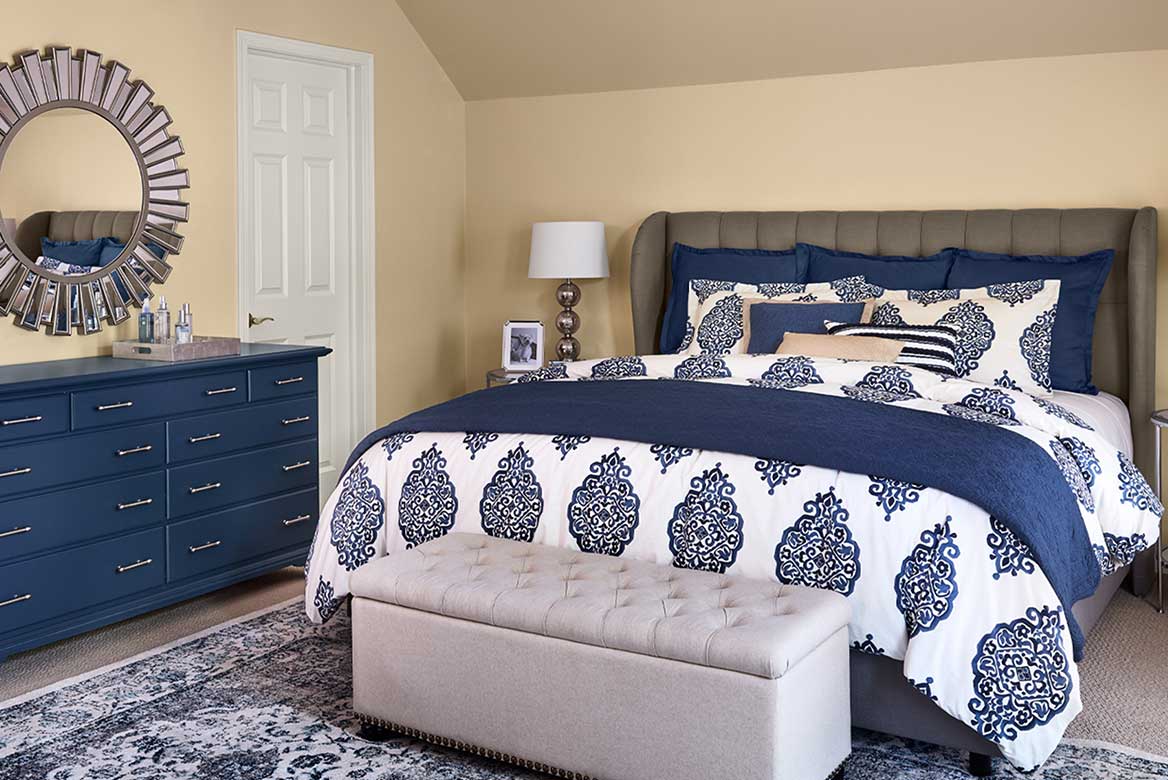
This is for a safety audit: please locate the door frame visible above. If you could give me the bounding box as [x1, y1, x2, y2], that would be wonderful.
[235, 29, 376, 448]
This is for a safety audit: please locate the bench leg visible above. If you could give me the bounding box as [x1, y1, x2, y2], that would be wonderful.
[969, 752, 993, 777]
[357, 719, 398, 742]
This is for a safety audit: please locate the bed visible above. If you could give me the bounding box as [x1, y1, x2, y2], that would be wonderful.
[629, 209, 1159, 766]
[306, 208, 1160, 773]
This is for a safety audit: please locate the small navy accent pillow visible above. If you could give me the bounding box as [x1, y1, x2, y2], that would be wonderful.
[947, 247, 1114, 394]
[661, 243, 806, 353]
[747, 301, 866, 353]
[40, 237, 105, 266]
[800, 243, 953, 290]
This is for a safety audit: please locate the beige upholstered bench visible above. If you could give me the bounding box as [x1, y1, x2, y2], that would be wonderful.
[350, 533, 852, 780]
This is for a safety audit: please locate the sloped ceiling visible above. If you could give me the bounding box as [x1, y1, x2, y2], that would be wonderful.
[396, 0, 1168, 100]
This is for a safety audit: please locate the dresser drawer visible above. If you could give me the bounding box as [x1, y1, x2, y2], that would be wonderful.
[0, 471, 166, 563]
[0, 394, 68, 444]
[0, 423, 166, 499]
[167, 489, 318, 582]
[249, 361, 318, 402]
[0, 527, 165, 635]
[168, 439, 318, 517]
[72, 370, 247, 429]
[167, 397, 318, 463]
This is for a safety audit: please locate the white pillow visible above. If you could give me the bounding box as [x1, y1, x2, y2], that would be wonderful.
[869, 280, 1062, 396]
[683, 276, 880, 355]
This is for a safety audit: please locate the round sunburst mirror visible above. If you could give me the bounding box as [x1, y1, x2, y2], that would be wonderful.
[0, 46, 188, 335]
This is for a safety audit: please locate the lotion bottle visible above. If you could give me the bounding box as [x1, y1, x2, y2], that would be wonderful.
[155, 296, 171, 343]
[138, 299, 154, 343]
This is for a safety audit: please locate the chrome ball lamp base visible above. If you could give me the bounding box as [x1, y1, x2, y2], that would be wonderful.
[554, 280, 582, 361]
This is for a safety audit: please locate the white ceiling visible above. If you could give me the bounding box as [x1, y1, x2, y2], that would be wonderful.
[396, 0, 1168, 100]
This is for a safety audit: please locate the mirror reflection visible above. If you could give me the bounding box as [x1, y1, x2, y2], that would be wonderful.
[0, 108, 142, 274]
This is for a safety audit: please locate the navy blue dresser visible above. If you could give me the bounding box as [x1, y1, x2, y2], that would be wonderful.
[0, 343, 329, 661]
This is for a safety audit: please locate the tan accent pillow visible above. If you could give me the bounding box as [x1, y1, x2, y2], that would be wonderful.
[778, 332, 905, 362]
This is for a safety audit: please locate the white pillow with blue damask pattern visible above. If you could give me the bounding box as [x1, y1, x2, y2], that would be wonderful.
[683, 276, 881, 356]
[869, 280, 1062, 397]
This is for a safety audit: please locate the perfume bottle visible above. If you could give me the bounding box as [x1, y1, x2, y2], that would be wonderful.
[138, 299, 154, 343]
[155, 296, 171, 343]
[182, 303, 193, 338]
[175, 306, 192, 344]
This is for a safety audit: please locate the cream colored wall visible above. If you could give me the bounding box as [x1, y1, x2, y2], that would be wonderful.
[0, 110, 140, 219]
[464, 50, 1168, 403]
[0, 0, 466, 422]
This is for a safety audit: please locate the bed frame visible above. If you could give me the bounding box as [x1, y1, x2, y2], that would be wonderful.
[630, 208, 1158, 769]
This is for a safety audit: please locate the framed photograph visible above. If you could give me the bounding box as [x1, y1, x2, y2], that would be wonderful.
[502, 320, 544, 371]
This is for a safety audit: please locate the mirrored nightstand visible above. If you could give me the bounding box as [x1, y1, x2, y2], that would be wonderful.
[486, 368, 529, 388]
[1149, 410, 1168, 612]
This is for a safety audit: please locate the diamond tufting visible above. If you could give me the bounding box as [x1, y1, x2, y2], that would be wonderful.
[350, 533, 850, 679]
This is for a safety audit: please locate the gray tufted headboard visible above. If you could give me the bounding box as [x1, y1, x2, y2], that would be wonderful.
[13, 210, 138, 260]
[630, 208, 1158, 478]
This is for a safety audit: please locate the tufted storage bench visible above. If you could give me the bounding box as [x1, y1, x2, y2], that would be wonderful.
[350, 533, 852, 780]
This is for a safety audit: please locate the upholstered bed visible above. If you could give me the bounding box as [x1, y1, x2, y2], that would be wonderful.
[306, 207, 1159, 772]
[13, 209, 138, 260]
[629, 208, 1158, 760]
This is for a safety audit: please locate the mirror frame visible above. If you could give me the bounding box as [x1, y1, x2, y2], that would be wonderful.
[0, 46, 188, 335]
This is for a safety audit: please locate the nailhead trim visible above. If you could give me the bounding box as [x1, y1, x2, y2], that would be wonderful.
[359, 715, 594, 779]
[361, 715, 848, 780]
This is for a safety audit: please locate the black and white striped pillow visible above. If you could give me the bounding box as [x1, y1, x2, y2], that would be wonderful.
[825, 320, 960, 376]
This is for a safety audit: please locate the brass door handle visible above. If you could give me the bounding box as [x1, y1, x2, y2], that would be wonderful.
[248, 313, 274, 327]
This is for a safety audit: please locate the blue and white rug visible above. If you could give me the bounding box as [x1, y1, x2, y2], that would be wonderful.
[1, 600, 1165, 779]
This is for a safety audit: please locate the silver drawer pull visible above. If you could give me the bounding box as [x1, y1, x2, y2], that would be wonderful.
[189, 432, 222, 443]
[96, 401, 134, 411]
[0, 593, 31, 608]
[283, 514, 312, 527]
[0, 467, 31, 478]
[189, 540, 222, 553]
[115, 558, 153, 573]
[204, 387, 238, 396]
[0, 526, 31, 539]
[1, 415, 42, 426]
[282, 460, 311, 472]
[116, 444, 154, 457]
[189, 481, 222, 494]
[281, 415, 311, 426]
[275, 376, 304, 386]
[117, 498, 154, 511]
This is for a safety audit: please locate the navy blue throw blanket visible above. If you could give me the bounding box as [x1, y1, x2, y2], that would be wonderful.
[344, 379, 1099, 658]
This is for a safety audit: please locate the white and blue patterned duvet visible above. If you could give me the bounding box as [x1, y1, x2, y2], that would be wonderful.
[304, 354, 1161, 770]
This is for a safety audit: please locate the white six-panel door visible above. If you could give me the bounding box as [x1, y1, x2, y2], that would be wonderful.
[238, 34, 375, 502]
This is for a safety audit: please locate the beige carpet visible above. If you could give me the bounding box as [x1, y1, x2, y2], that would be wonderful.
[0, 567, 304, 702]
[2, 569, 1165, 758]
[1066, 589, 1168, 756]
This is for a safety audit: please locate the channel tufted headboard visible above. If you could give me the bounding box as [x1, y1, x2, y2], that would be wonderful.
[13, 210, 138, 261]
[630, 208, 1158, 478]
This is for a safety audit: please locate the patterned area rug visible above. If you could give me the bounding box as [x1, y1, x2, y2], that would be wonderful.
[2, 600, 1166, 779]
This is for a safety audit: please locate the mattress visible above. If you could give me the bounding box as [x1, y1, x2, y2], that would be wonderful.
[1053, 390, 1133, 457]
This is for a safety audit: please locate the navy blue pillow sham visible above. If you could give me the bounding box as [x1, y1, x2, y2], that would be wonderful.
[661, 243, 806, 353]
[947, 248, 1114, 394]
[746, 301, 866, 353]
[99, 239, 168, 266]
[800, 243, 953, 290]
[41, 237, 105, 266]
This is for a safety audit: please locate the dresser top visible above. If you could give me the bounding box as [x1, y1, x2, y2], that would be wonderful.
[0, 343, 330, 396]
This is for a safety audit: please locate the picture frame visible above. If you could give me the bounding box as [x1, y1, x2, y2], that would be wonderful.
[502, 320, 544, 371]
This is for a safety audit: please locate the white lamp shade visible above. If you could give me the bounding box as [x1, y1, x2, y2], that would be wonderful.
[528, 221, 609, 279]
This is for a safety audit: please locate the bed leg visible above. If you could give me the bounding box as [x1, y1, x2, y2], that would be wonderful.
[968, 752, 993, 776]
[357, 719, 397, 742]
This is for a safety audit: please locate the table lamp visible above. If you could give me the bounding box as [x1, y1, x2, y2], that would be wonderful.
[528, 221, 609, 361]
